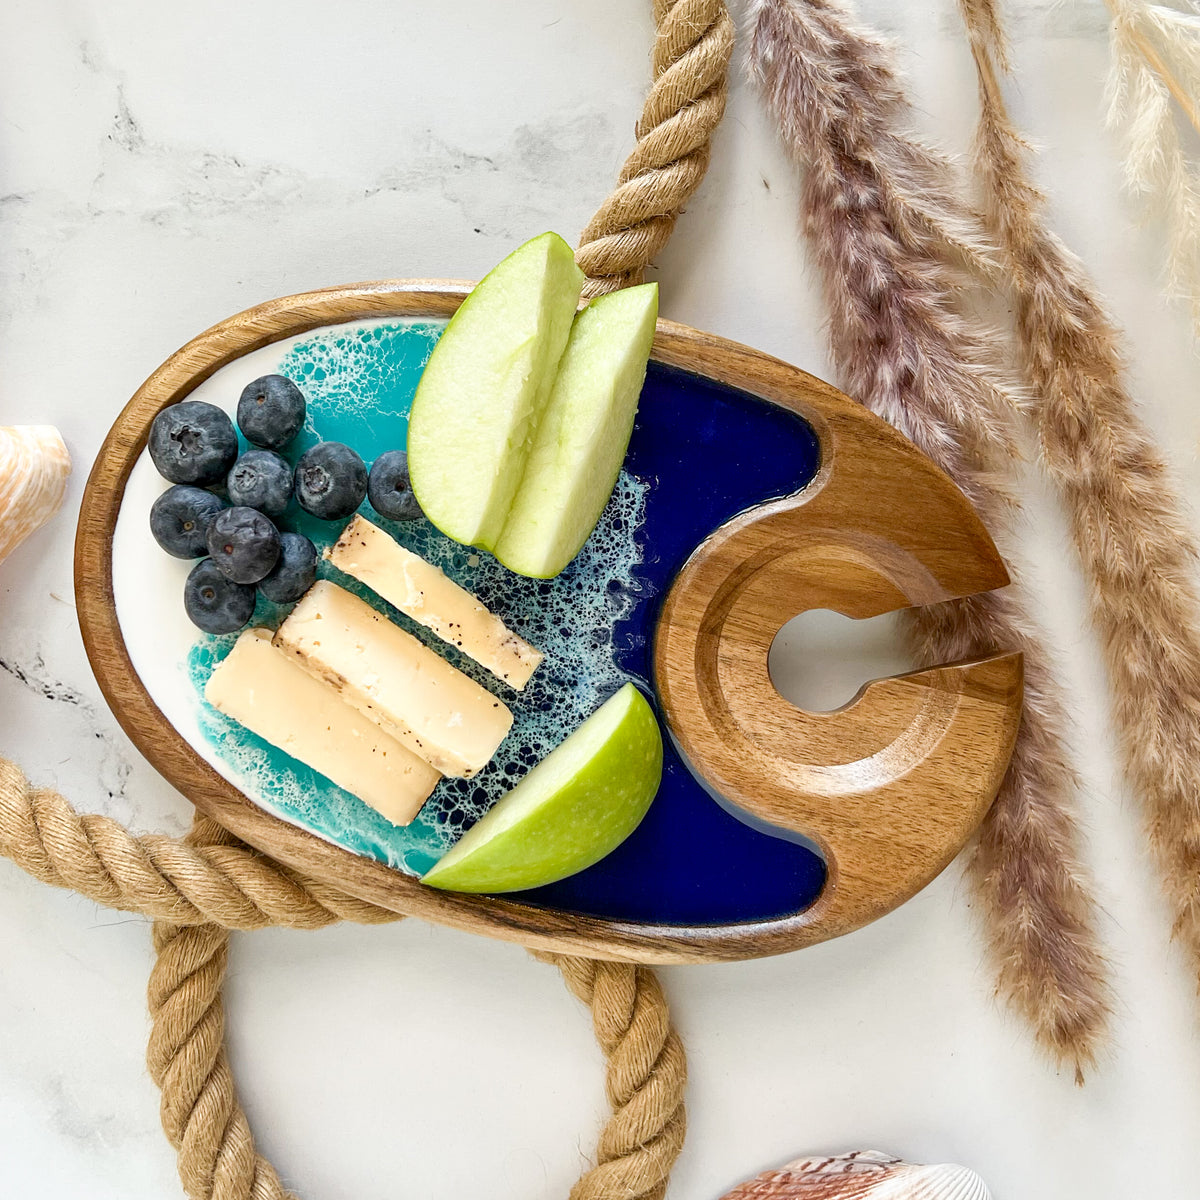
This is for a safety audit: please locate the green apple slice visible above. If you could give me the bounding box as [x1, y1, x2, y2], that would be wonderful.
[493, 282, 658, 578]
[408, 232, 584, 549]
[421, 683, 662, 893]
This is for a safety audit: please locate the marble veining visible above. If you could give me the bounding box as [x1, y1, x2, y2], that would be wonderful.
[80, 37, 616, 238]
[0, 641, 133, 816]
[0, 648, 90, 706]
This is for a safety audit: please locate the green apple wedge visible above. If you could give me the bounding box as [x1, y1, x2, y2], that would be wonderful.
[408, 232, 584, 549]
[492, 282, 658, 578]
[421, 683, 662, 893]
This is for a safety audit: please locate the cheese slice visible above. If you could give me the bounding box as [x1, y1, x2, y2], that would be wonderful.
[204, 628, 439, 826]
[273, 580, 513, 777]
[328, 514, 543, 689]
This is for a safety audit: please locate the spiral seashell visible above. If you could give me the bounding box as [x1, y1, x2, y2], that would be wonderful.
[720, 1150, 992, 1200]
[0, 425, 71, 565]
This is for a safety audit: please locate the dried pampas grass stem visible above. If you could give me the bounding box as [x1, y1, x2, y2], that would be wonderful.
[961, 0, 1200, 1027]
[748, 0, 1112, 1077]
[1104, 0, 1200, 335]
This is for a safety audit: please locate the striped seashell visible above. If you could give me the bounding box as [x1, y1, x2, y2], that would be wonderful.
[0, 425, 71, 565]
[720, 1150, 992, 1200]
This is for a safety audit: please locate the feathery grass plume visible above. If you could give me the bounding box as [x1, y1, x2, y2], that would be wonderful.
[747, 0, 1112, 1078]
[1105, 0, 1200, 335]
[961, 0, 1200, 1034]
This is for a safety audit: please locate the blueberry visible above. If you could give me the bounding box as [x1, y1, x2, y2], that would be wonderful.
[368, 449, 422, 521]
[148, 401, 239, 486]
[294, 442, 367, 520]
[226, 450, 293, 518]
[149, 485, 224, 558]
[184, 559, 256, 634]
[258, 532, 318, 604]
[205, 506, 281, 584]
[237, 375, 307, 449]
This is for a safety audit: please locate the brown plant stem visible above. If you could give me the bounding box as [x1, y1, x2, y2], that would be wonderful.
[1105, 0, 1200, 337]
[1102, 0, 1200, 139]
[748, 0, 1112, 1077]
[960, 0, 1200, 1017]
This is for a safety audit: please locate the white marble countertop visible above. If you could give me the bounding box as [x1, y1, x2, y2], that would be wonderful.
[3, 2, 1200, 1197]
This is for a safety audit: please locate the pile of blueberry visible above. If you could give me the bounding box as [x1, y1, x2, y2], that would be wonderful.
[148, 373, 422, 634]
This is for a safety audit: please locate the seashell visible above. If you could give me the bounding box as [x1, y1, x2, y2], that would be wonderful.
[720, 1150, 992, 1200]
[0, 425, 71, 565]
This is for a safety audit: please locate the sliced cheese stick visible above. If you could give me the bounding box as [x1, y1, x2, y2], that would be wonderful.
[328, 515, 543, 689]
[205, 628, 439, 826]
[274, 580, 512, 778]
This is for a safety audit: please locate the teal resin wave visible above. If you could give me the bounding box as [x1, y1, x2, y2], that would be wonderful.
[187, 320, 649, 877]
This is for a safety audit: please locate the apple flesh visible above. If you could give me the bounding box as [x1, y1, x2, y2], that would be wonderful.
[493, 283, 658, 578]
[408, 232, 584, 549]
[420, 683, 663, 893]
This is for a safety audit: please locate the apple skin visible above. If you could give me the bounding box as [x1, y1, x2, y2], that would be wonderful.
[408, 231, 584, 550]
[494, 282, 659, 579]
[420, 683, 663, 893]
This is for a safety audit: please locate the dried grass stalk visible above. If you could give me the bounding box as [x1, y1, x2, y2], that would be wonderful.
[961, 0, 1200, 1025]
[748, 0, 1112, 1077]
[1104, 0, 1200, 335]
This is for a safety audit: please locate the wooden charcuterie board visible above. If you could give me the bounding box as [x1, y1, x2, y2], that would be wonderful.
[74, 283, 1021, 963]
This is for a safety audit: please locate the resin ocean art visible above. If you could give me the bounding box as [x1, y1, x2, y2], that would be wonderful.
[184, 319, 827, 924]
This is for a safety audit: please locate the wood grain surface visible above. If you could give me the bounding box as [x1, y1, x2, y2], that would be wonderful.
[74, 282, 1022, 964]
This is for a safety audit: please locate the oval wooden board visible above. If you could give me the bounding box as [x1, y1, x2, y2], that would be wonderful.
[75, 282, 1020, 964]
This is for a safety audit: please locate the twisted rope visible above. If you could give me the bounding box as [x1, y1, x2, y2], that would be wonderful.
[3, 764, 692, 1200]
[575, 0, 734, 295]
[539, 955, 689, 1200]
[0, 769, 394, 929]
[0, 3, 730, 1195]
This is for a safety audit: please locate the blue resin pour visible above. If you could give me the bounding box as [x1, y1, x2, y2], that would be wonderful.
[188, 321, 827, 925]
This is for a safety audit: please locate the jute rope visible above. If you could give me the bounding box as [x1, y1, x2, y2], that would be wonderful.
[0, 3, 730, 1196]
[577, 0, 734, 296]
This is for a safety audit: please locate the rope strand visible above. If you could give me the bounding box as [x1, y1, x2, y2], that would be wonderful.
[576, 0, 733, 295]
